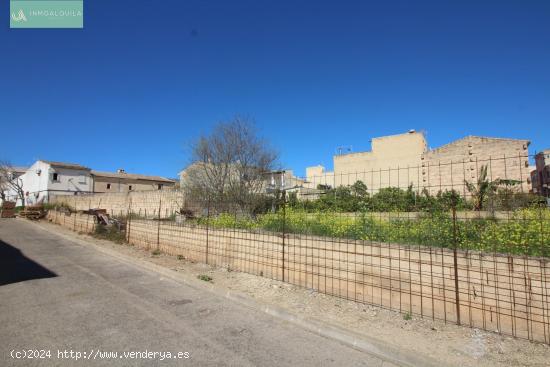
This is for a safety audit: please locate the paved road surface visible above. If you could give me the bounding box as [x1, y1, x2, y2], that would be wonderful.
[0, 219, 393, 366]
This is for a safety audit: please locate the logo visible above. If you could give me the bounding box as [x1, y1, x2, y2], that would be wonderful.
[10, 1, 83, 28]
[11, 9, 27, 22]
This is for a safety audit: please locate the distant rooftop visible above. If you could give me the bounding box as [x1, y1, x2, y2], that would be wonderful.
[91, 170, 175, 183]
[335, 130, 426, 157]
[40, 160, 91, 171]
[11, 166, 27, 174]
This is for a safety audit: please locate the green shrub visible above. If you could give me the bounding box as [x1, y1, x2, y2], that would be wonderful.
[199, 207, 550, 257]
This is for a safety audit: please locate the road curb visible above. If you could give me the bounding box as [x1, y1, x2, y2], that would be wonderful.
[30, 219, 440, 367]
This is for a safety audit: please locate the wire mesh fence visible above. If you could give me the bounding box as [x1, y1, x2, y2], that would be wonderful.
[48, 154, 550, 344]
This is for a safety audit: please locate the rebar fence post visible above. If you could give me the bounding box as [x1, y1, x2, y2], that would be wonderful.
[205, 198, 210, 265]
[144, 209, 149, 250]
[126, 196, 132, 243]
[73, 196, 77, 231]
[86, 199, 91, 233]
[157, 197, 162, 251]
[452, 199, 461, 325]
[281, 191, 286, 283]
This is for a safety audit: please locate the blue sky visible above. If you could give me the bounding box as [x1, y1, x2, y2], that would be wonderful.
[2, 0, 549, 178]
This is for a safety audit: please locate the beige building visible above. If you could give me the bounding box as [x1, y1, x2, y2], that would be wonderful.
[306, 131, 531, 195]
[531, 149, 550, 197]
[305, 165, 335, 189]
[91, 169, 175, 193]
[305, 130, 427, 191]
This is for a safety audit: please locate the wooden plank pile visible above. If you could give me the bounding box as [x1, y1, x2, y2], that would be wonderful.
[0, 201, 16, 218]
[19, 204, 46, 220]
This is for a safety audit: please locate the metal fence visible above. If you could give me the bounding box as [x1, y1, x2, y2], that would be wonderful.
[49, 154, 550, 344]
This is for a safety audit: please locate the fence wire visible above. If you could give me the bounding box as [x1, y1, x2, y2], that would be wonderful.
[49, 154, 550, 344]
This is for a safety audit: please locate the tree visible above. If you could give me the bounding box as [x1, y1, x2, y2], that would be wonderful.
[350, 180, 368, 198]
[371, 187, 412, 211]
[0, 161, 25, 207]
[182, 116, 279, 213]
[464, 165, 496, 211]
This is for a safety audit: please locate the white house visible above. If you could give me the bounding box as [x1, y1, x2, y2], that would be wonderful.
[6, 160, 93, 206]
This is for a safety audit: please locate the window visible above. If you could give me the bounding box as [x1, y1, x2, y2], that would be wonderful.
[106, 183, 111, 190]
[129, 185, 133, 191]
[52, 173, 59, 182]
[158, 184, 163, 190]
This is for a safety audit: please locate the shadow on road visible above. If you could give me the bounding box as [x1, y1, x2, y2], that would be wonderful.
[0, 240, 57, 286]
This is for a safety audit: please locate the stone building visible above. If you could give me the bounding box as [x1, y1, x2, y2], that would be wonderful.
[91, 169, 175, 193]
[531, 149, 550, 197]
[305, 132, 531, 196]
[420, 136, 530, 195]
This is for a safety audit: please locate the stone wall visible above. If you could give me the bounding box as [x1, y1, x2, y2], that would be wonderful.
[50, 190, 186, 218]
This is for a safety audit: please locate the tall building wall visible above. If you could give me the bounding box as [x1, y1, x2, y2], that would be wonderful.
[332, 131, 427, 192]
[420, 136, 530, 195]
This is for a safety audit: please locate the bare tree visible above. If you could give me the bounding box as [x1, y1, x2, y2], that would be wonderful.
[0, 174, 6, 202]
[182, 116, 279, 212]
[0, 161, 26, 207]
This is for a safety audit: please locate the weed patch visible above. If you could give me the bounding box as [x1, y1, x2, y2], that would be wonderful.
[197, 274, 213, 282]
[92, 225, 126, 244]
